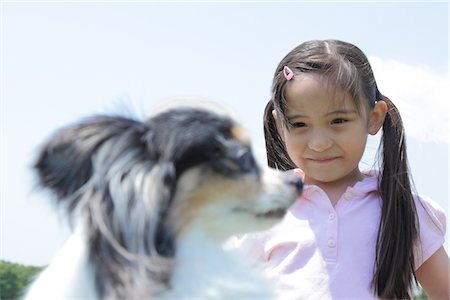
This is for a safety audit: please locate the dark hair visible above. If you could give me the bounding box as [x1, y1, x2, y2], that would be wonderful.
[264, 39, 419, 299]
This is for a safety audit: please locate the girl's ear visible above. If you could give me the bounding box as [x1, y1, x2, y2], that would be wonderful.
[368, 100, 388, 135]
[272, 109, 285, 141]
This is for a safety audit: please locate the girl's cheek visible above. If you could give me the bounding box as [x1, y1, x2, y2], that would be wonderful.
[284, 138, 297, 152]
[286, 133, 306, 146]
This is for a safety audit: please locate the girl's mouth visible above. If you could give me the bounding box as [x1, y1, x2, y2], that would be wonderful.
[308, 157, 338, 163]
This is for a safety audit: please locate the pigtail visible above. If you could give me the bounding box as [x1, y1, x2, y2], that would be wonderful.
[373, 94, 419, 299]
[263, 100, 295, 171]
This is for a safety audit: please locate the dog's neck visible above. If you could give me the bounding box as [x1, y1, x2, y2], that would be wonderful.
[161, 226, 273, 299]
[26, 226, 274, 300]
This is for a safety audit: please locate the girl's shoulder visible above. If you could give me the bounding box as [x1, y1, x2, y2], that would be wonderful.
[362, 170, 446, 231]
[413, 193, 447, 269]
[414, 194, 446, 235]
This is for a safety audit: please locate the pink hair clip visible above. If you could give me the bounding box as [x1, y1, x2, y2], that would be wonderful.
[283, 66, 294, 81]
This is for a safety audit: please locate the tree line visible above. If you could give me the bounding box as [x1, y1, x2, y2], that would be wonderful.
[0, 260, 44, 300]
[0, 259, 429, 299]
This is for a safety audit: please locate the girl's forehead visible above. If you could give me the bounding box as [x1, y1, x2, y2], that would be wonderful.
[284, 74, 358, 114]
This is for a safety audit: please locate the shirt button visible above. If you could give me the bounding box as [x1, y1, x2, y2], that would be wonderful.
[328, 238, 336, 248]
[343, 193, 353, 201]
[328, 213, 336, 220]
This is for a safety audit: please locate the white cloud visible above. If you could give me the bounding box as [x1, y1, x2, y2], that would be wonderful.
[369, 56, 449, 144]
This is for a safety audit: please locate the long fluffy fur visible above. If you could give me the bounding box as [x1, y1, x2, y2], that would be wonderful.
[26, 104, 302, 299]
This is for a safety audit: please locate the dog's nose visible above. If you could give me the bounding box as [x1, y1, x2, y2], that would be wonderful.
[283, 173, 303, 195]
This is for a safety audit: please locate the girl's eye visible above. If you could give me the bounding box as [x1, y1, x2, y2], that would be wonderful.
[331, 118, 348, 125]
[290, 122, 306, 128]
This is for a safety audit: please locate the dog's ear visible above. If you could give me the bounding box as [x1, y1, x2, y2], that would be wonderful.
[34, 115, 144, 202]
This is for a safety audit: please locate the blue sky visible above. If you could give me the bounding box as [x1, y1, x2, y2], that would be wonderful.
[1, 1, 448, 266]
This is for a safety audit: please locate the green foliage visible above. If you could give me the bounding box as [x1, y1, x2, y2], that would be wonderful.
[0, 259, 431, 300]
[0, 260, 44, 300]
[414, 287, 430, 300]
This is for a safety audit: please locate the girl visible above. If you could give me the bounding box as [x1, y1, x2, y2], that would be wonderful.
[236, 40, 449, 299]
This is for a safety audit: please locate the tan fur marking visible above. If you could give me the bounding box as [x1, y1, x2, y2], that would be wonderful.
[231, 125, 251, 147]
[167, 172, 260, 237]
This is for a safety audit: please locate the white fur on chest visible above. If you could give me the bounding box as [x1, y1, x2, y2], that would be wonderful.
[26, 228, 274, 300]
[25, 230, 96, 300]
[157, 228, 274, 300]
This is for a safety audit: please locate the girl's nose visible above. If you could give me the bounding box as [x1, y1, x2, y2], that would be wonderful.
[307, 134, 333, 152]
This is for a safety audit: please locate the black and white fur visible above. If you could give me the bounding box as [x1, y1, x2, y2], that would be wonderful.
[25, 103, 302, 299]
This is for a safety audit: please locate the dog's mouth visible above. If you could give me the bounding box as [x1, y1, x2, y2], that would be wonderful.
[255, 208, 287, 219]
[232, 206, 288, 219]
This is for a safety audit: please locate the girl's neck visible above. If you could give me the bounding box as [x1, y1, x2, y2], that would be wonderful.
[304, 168, 365, 205]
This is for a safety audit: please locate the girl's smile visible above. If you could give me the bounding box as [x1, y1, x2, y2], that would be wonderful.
[307, 156, 339, 163]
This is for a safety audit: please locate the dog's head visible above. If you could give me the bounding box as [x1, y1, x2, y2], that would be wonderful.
[34, 105, 302, 296]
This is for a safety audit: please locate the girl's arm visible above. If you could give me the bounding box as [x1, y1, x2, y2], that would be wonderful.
[416, 246, 449, 300]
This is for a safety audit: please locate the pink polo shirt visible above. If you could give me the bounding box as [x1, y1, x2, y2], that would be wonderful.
[232, 171, 446, 299]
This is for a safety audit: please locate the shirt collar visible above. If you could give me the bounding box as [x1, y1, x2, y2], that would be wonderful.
[301, 170, 379, 199]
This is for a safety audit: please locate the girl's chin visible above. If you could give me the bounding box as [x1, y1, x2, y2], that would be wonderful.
[304, 170, 363, 186]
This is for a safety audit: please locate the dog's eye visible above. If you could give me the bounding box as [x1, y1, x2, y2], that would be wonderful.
[232, 151, 256, 173]
[209, 138, 259, 176]
[222, 150, 259, 177]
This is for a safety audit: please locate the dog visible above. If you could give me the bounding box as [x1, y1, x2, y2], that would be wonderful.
[25, 102, 303, 299]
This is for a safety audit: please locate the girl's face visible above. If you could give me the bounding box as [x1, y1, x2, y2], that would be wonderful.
[275, 74, 374, 187]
